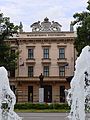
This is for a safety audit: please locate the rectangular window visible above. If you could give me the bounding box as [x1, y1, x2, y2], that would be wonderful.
[28, 48, 34, 59]
[59, 48, 65, 59]
[10, 49, 15, 77]
[60, 86, 65, 102]
[28, 86, 33, 102]
[43, 85, 52, 103]
[59, 66, 65, 76]
[43, 66, 49, 77]
[43, 48, 49, 59]
[28, 66, 33, 77]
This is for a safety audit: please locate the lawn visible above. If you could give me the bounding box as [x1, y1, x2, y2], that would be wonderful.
[15, 109, 69, 113]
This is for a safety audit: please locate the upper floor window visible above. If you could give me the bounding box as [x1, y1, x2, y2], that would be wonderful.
[43, 66, 49, 77]
[59, 48, 65, 59]
[28, 66, 33, 77]
[43, 48, 49, 59]
[9, 49, 15, 78]
[59, 66, 65, 77]
[28, 48, 34, 59]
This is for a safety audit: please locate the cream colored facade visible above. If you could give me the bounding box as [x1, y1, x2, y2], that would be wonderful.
[8, 18, 75, 103]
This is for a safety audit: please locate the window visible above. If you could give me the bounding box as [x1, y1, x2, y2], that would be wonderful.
[43, 48, 49, 59]
[28, 86, 33, 102]
[28, 48, 34, 59]
[59, 48, 65, 59]
[59, 66, 65, 76]
[9, 49, 15, 77]
[60, 86, 65, 102]
[43, 66, 49, 77]
[28, 66, 33, 77]
[43, 85, 52, 103]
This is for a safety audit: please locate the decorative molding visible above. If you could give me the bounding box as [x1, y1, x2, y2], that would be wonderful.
[26, 45, 35, 48]
[41, 44, 51, 47]
[30, 17, 62, 32]
[57, 44, 67, 47]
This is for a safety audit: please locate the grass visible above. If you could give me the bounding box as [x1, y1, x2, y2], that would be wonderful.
[15, 109, 70, 113]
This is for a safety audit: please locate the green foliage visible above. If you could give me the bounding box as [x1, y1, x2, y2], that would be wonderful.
[0, 12, 19, 70]
[0, 13, 18, 41]
[72, 1, 90, 56]
[14, 103, 70, 110]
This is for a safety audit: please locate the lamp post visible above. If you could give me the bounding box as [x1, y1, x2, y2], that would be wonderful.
[39, 73, 44, 103]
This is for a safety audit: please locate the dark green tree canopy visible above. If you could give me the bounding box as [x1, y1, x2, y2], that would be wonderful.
[0, 13, 19, 71]
[72, 0, 90, 56]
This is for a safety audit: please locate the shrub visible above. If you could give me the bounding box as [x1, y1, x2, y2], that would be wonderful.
[14, 103, 70, 110]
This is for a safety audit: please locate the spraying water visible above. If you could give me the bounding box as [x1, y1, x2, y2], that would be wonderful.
[65, 46, 90, 120]
[0, 66, 22, 120]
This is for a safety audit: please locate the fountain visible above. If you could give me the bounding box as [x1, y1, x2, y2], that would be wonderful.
[65, 46, 90, 120]
[0, 66, 22, 120]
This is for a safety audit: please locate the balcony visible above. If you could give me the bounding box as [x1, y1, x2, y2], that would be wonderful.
[41, 58, 51, 64]
[26, 58, 36, 64]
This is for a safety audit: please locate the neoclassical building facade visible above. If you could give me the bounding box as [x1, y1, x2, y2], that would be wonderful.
[9, 18, 75, 103]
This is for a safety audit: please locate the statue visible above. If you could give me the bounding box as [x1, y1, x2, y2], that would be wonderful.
[0, 66, 22, 120]
[30, 18, 62, 32]
[51, 21, 62, 32]
[30, 21, 41, 32]
[39, 73, 44, 88]
[19, 22, 23, 33]
[65, 46, 90, 120]
[70, 21, 74, 32]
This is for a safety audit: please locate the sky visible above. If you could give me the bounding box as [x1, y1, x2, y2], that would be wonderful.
[0, 0, 88, 32]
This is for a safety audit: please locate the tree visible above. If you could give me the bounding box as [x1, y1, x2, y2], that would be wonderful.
[72, 0, 90, 56]
[0, 12, 19, 72]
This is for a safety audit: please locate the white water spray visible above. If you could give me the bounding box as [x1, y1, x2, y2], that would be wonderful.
[0, 66, 22, 120]
[65, 46, 90, 120]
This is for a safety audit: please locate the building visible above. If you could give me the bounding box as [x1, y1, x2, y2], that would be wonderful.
[9, 18, 75, 103]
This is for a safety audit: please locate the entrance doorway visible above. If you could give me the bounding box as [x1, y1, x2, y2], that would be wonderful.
[43, 85, 52, 103]
[60, 85, 65, 102]
[28, 86, 33, 102]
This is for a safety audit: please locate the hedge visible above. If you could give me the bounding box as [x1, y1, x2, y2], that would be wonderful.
[14, 103, 70, 110]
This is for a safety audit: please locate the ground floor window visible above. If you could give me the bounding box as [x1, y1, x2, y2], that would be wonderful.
[43, 85, 52, 103]
[60, 85, 65, 102]
[28, 86, 33, 102]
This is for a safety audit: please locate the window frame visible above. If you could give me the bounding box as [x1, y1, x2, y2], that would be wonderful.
[59, 48, 65, 59]
[59, 66, 65, 77]
[28, 48, 34, 59]
[28, 66, 34, 77]
[43, 48, 49, 59]
[43, 66, 49, 77]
